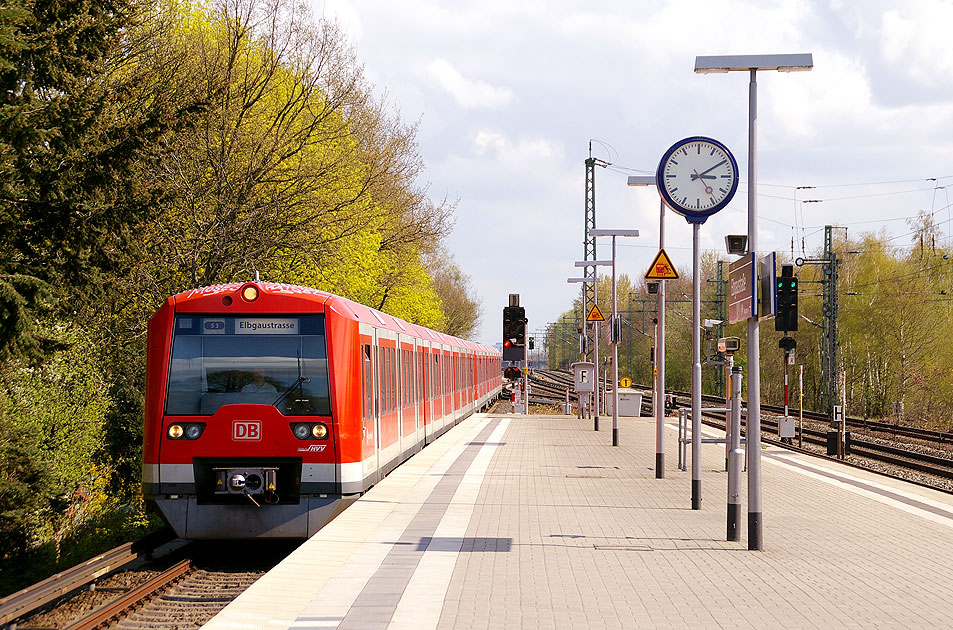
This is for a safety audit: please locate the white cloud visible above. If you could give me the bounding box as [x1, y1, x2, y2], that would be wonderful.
[879, 10, 914, 64]
[472, 131, 563, 163]
[426, 58, 513, 109]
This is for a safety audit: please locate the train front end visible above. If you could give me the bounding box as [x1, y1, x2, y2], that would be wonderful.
[142, 282, 352, 539]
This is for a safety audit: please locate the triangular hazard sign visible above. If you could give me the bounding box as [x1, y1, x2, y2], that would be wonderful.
[645, 248, 679, 280]
[586, 304, 606, 322]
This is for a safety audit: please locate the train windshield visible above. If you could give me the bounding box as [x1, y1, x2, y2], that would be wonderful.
[165, 315, 331, 416]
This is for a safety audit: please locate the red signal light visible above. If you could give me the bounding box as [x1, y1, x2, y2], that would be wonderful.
[503, 340, 512, 348]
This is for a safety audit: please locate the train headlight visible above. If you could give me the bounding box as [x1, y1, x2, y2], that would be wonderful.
[185, 424, 203, 440]
[167, 423, 205, 440]
[290, 422, 329, 440]
[241, 283, 259, 302]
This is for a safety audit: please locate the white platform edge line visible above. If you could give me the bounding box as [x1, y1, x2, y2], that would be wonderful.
[287, 416, 494, 629]
[388, 418, 511, 630]
[200, 414, 492, 630]
[663, 417, 953, 523]
[765, 454, 953, 526]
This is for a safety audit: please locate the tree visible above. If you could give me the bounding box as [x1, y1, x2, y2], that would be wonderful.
[0, 0, 210, 359]
[426, 250, 481, 339]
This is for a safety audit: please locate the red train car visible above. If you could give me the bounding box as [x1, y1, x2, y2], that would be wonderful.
[142, 281, 502, 539]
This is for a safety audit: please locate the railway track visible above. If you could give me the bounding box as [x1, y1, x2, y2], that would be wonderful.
[3, 539, 297, 630]
[0, 528, 176, 627]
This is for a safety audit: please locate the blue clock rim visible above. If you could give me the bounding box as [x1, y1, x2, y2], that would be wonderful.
[655, 136, 739, 224]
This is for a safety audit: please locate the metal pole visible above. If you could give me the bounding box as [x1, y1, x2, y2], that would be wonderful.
[746, 68, 764, 550]
[728, 363, 743, 541]
[839, 369, 847, 459]
[611, 236, 620, 447]
[656, 199, 666, 478]
[523, 319, 528, 415]
[593, 280, 600, 431]
[691, 222, 702, 509]
[799, 364, 804, 448]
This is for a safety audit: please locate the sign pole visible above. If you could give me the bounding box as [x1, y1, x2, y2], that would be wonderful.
[643, 240, 677, 479]
[593, 281, 600, 430]
[611, 235, 620, 447]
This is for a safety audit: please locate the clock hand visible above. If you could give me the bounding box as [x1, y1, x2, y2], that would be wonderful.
[693, 170, 714, 195]
[698, 159, 727, 177]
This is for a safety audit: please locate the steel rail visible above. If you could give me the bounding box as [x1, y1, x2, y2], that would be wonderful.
[0, 528, 175, 626]
[64, 559, 192, 630]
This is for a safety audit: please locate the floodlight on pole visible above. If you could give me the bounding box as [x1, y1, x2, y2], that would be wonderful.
[627, 175, 667, 479]
[586, 228, 640, 446]
[695, 51, 813, 551]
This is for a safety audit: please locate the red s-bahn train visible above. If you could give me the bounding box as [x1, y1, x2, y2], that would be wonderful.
[142, 281, 502, 539]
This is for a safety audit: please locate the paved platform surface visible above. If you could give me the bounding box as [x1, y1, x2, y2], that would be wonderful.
[202, 412, 953, 629]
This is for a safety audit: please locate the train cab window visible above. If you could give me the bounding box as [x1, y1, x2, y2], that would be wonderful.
[165, 314, 331, 416]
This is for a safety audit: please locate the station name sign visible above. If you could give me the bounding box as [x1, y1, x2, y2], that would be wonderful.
[728, 253, 757, 324]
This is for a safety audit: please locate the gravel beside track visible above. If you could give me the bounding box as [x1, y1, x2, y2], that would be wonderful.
[12, 541, 300, 630]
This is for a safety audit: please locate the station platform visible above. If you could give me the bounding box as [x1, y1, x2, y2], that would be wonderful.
[202, 412, 953, 629]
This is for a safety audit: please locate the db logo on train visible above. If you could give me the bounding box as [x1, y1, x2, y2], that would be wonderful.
[233, 421, 262, 441]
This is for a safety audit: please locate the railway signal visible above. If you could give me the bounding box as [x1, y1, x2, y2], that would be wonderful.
[502, 304, 526, 361]
[775, 265, 798, 332]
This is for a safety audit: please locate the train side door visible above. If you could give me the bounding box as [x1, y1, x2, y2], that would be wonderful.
[421, 345, 431, 442]
[365, 333, 380, 482]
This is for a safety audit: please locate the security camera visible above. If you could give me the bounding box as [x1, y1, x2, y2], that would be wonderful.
[725, 235, 748, 255]
[703, 319, 723, 328]
[718, 337, 741, 354]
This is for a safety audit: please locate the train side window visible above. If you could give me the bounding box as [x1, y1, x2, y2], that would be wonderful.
[389, 346, 395, 413]
[386, 346, 392, 413]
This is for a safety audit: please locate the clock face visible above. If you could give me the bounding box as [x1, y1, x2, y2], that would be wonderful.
[656, 136, 739, 223]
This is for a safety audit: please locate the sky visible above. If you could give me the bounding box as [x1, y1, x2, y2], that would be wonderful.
[313, 0, 953, 347]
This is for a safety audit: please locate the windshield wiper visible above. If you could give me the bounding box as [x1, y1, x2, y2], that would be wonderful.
[273, 376, 310, 407]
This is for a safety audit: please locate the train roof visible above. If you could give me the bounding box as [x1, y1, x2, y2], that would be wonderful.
[170, 282, 499, 355]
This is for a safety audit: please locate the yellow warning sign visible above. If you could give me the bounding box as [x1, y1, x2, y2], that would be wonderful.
[645, 248, 679, 280]
[586, 304, 607, 322]
[619, 376, 632, 388]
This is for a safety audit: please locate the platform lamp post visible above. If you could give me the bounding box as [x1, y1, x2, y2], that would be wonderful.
[628, 175, 666, 478]
[695, 52, 813, 551]
[567, 275, 598, 429]
[584, 228, 640, 446]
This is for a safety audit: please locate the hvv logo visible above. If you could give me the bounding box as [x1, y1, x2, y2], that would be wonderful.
[233, 421, 261, 441]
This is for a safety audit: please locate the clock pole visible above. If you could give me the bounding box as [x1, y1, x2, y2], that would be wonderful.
[691, 221, 702, 510]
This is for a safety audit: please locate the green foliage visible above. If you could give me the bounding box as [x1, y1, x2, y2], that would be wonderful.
[0, 414, 53, 561]
[0, 0, 475, 580]
[0, 274, 60, 362]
